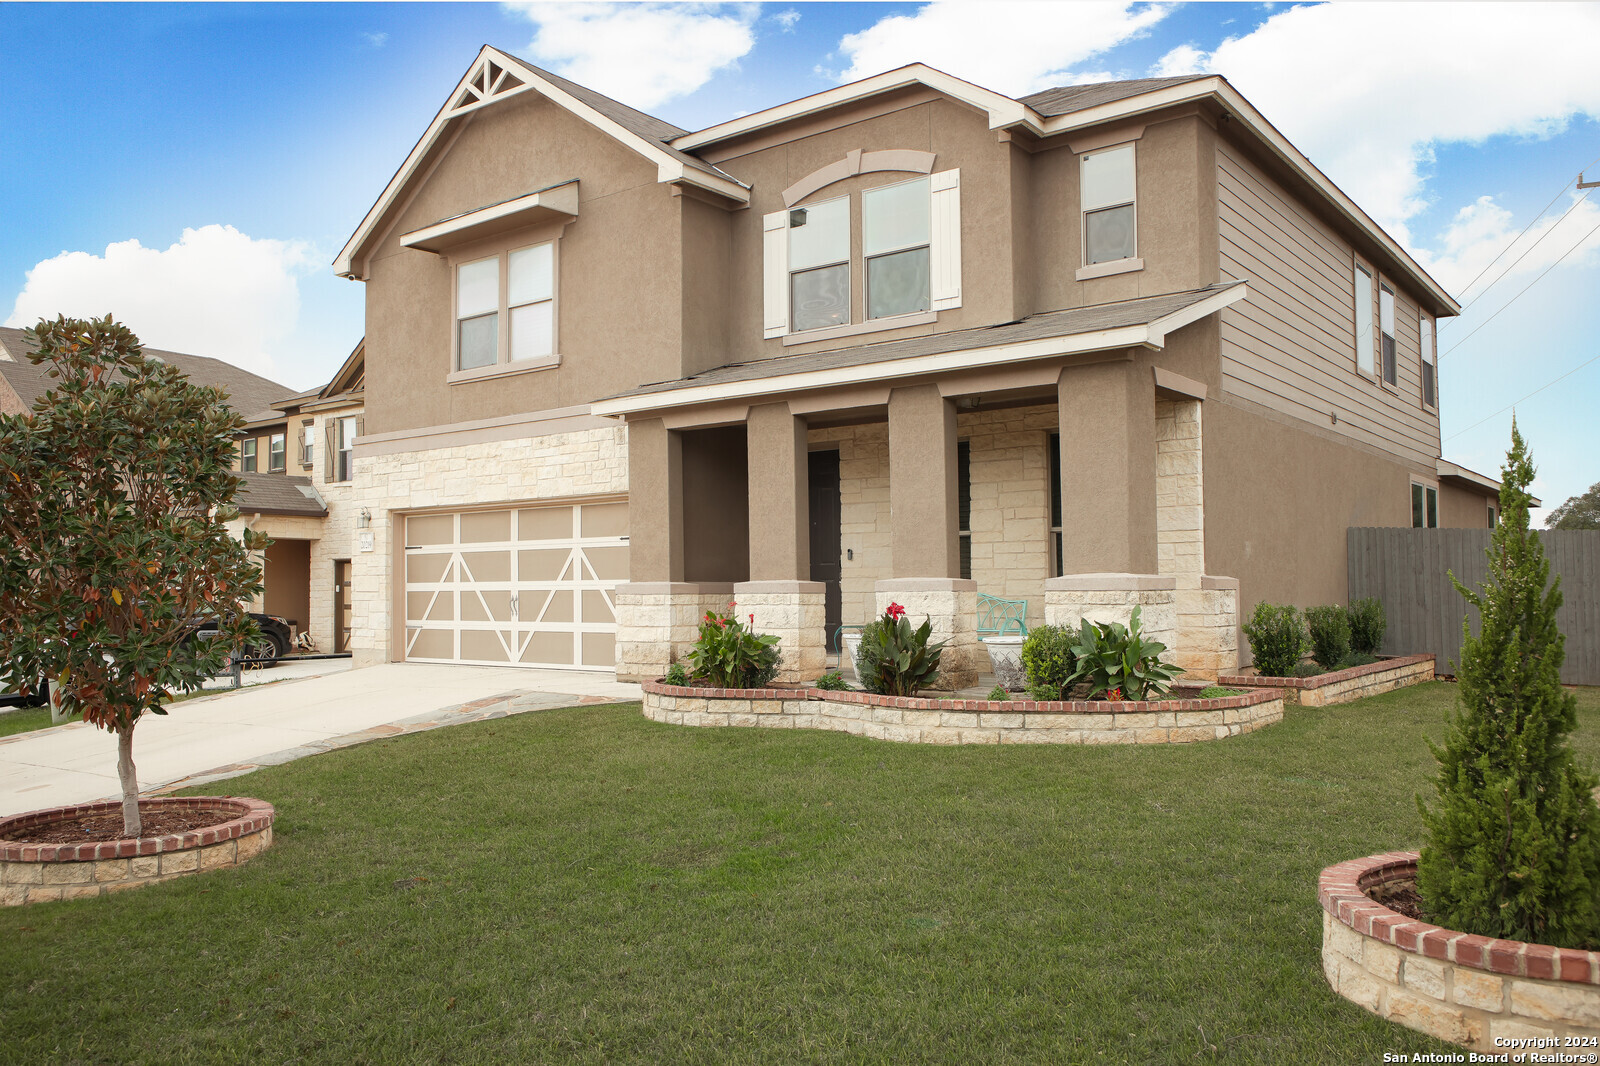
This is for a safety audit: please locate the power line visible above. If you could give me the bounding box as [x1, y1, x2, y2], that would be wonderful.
[1444, 190, 1591, 323]
[1439, 213, 1600, 361]
[1443, 349, 1600, 443]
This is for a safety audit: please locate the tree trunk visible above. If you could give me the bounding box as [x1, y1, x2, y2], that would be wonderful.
[117, 724, 141, 839]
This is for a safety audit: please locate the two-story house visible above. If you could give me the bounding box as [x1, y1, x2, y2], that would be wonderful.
[333, 49, 1501, 683]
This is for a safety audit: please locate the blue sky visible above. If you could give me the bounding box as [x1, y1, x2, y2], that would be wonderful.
[2, 1, 1597, 520]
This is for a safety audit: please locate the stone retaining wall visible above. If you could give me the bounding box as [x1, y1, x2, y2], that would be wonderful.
[1221, 655, 1435, 707]
[1320, 851, 1600, 1051]
[0, 797, 275, 905]
[641, 681, 1282, 745]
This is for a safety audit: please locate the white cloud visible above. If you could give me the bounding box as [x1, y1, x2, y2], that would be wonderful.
[1421, 192, 1600, 301]
[1153, 3, 1600, 245]
[772, 9, 799, 33]
[502, 2, 759, 110]
[362, 31, 389, 48]
[837, 1, 1171, 95]
[4, 225, 314, 378]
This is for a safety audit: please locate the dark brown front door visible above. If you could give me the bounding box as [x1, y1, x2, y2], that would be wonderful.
[335, 560, 353, 653]
[807, 450, 842, 651]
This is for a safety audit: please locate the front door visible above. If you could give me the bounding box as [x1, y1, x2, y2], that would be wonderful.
[807, 450, 842, 651]
[335, 560, 352, 653]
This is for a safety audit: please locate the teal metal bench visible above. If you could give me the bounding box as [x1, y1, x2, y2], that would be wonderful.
[977, 593, 1029, 636]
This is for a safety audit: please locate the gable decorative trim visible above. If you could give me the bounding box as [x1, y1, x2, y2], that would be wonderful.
[782, 149, 937, 207]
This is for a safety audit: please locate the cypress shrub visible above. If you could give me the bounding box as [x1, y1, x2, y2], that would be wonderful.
[1304, 605, 1351, 671]
[1347, 597, 1387, 655]
[1416, 422, 1600, 948]
[1241, 603, 1307, 677]
[1020, 624, 1077, 700]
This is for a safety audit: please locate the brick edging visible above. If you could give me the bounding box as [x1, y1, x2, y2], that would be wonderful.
[0, 797, 276, 863]
[640, 679, 1280, 715]
[1221, 654, 1435, 691]
[1319, 850, 1600, 985]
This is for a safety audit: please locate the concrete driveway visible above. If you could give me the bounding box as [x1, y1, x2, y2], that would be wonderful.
[0, 663, 639, 817]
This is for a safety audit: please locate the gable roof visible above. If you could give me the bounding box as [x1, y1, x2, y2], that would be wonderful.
[234, 472, 328, 518]
[0, 327, 295, 421]
[592, 282, 1247, 416]
[335, 46, 749, 279]
[1017, 75, 1210, 116]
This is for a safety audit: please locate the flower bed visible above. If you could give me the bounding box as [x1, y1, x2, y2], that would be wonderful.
[0, 796, 275, 905]
[1320, 851, 1600, 1050]
[1218, 654, 1434, 707]
[641, 681, 1283, 745]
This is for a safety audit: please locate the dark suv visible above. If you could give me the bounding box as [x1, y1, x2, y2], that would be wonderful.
[191, 613, 293, 666]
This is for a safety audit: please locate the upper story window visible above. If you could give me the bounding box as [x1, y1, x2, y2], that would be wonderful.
[268, 432, 286, 473]
[1420, 313, 1437, 408]
[240, 438, 257, 473]
[301, 420, 316, 469]
[1354, 263, 1375, 375]
[332, 416, 358, 483]
[455, 241, 556, 374]
[1379, 283, 1397, 386]
[764, 167, 960, 342]
[1081, 144, 1136, 265]
[1412, 482, 1438, 528]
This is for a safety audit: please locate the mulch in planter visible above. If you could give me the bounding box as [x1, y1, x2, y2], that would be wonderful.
[1366, 877, 1427, 922]
[3, 806, 235, 845]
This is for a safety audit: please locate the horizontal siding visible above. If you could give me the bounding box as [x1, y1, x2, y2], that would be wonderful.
[1217, 138, 1441, 469]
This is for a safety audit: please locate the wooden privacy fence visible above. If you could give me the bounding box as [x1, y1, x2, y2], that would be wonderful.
[1347, 528, 1600, 686]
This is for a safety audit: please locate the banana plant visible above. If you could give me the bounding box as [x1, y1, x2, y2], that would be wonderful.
[856, 603, 946, 697]
[1064, 605, 1184, 701]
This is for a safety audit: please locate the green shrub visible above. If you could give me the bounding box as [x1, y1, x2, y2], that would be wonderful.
[685, 605, 781, 689]
[1347, 597, 1387, 654]
[1304, 604, 1351, 670]
[1417, 422, 1600, 948]
[1020, 624, 1077, 700]
[986, 684, 1010, 702]
[663, 662, 690, 686]
[1242, 603, 1307, 677]
[813, 671, 848, 691]
[1197, 686, 1245, 699]
[855, 603, 945, 697]
[1063, 606, 1183, 701]
[1341, 652, 1378, 670]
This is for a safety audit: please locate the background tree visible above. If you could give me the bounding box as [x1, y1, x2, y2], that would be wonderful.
[1546, 479, 1600, 530]
[0, 316, 263, 838]
[1417, 419, 1600, 948]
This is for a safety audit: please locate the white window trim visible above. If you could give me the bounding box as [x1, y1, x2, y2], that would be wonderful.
[862, 174, 933, 324]
[1080, 142, 1138, 269]
[1419, 311, 1437, 410]
[1354, 258, 1377, 381]
[335, 416, 358, 484]
[1410, 479, 1439, 529]
[786, 193, 852, 336]
[301, 420, 316, 469]
[449, 224, 566, 379]
[1378, 280, 1398, 389]
[268, 432, 286, 473]
[240, 437, 257, 473]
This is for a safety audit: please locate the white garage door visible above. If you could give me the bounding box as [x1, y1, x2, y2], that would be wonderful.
[403, 501, 628, 669]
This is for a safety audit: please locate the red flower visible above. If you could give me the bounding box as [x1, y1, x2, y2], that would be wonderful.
[749, 614, 755, 625]
[885, 602, 906, 621]
[1106, 687, 1123, 702]
[727, 601, 737, 610]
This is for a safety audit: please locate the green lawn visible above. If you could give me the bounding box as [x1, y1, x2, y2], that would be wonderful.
[0, 704, 55, 738]
[3, 682, 1598, 1064]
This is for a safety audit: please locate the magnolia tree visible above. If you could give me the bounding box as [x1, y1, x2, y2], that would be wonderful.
[1417, 420, 1600, 948]
[0, 316, 263, 837]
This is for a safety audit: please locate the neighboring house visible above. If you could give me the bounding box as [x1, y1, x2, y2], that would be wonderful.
[332, 50, 1503, 682]
[229, 341, 365, 653]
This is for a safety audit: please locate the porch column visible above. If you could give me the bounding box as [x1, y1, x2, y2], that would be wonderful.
[1047, 360, 1177, 653]
[738, 402, 825, 682]
[615, 418, 701, 681]
[877, 384, 979, 689]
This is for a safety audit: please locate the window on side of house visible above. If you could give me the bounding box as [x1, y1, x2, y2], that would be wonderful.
[1380, 283, 1397, 386]
[240, 437, 257, 473]
[1049, 432, 1064, 577]
[301, 420, 315, 468]
[1354, 264, 1375, 375]
[335, 416, 358, 483]
[1489, 502, 1499, 527]
[1411, 482, 1438, 528]
[268, 432, 286, 473]
[787, 196, 850, 333]
[1420, 313, 1437, 408]
[957, 439, 972, 581]
[1081, 144, 1136, 265]
[863, 176, 931, 320]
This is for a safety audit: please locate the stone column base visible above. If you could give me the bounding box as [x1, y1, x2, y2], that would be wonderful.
[733, 580, 826, 683]
[1173, 576, 1239, 681]
[875, 578, 979, 690]
[1045, 574, 1179, 658]
[614, 582, 734, 682]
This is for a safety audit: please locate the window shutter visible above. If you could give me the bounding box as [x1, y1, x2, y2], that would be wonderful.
[930, 169, 962, 311]
[763, 210, 788, 338]
[324, 419, 336, 483]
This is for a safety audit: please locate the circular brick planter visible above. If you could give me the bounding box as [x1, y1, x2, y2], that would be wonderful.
[0, 796, 275, 906]
[642, 680, 1283, 744]
[1321, 851, 1600, 1051]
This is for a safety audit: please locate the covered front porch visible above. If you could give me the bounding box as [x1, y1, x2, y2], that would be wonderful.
[593, 284, 1246, 687]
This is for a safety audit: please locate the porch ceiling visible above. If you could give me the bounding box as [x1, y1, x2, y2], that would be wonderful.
[591, 281, 1245, 418]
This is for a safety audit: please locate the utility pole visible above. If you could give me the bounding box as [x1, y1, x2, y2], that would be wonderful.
[1581, 173, 1600, 190]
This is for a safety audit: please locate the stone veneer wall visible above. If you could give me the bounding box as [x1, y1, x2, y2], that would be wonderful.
[1321, 852, 1600, 1051]
[349, 424, 629, 666]
[641, 680, 1283, 745]
[807, 405, 1056, 632]
[0, 797, 275, 906]
[1220, 655, 1435, 707]
[1045, 576, 1180, 653]
[735, 581, 826, 683]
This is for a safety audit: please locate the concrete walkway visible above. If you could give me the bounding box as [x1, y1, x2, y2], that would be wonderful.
[0, 663, 640, 817]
